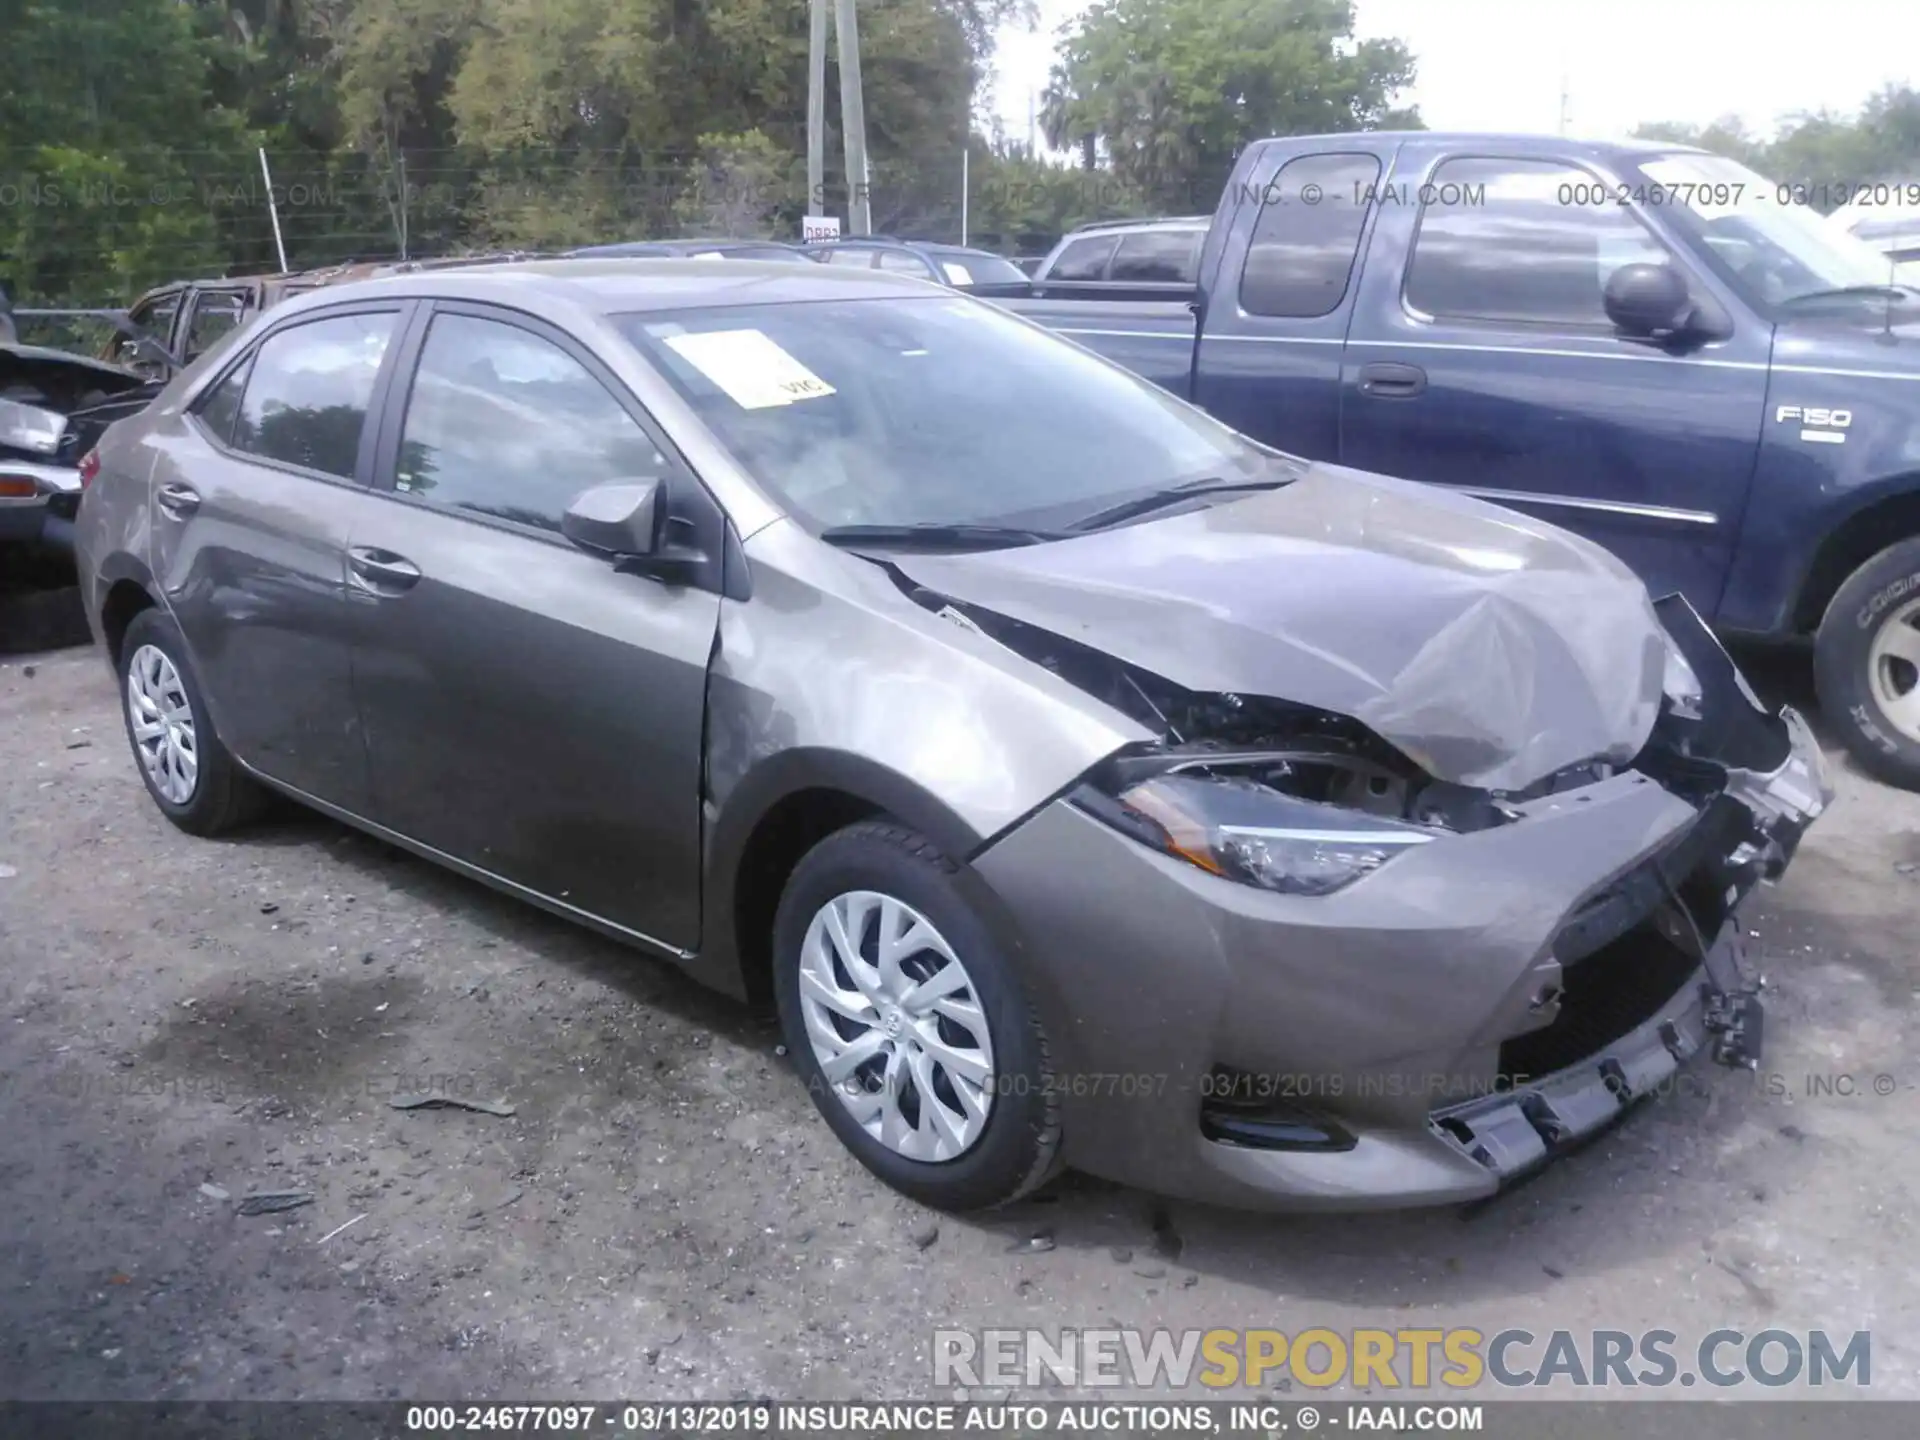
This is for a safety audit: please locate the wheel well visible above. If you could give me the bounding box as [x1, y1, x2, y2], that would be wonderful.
[731, 788, 884, 1008]
[100, 580, 155, 666]
[1794, 490, 1920, 634]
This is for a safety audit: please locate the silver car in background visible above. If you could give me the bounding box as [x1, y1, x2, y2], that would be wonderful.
[75, 261, 1827, 1211]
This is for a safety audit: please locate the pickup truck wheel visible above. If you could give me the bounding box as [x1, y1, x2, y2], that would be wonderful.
[1815, 538, 1920, 789]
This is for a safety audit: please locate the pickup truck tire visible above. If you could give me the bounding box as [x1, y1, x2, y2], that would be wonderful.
[1815, 539, 1920, 789]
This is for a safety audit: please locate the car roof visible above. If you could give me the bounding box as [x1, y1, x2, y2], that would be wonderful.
[1253, 130, 1707, 160]
[268, 257, 943, 318]
[1062, 216, 1211, 237]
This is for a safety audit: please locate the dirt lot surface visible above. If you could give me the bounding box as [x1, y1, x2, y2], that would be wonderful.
[1, 637, 1915, 1402]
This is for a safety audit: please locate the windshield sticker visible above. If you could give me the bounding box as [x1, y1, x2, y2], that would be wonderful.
[663, 329, 838, 409]
[942, 262, 974, 286]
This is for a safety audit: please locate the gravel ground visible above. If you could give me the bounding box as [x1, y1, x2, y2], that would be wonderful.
[0, 634, 1914, 1402]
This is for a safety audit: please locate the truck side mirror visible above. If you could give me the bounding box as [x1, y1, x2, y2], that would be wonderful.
[1604, 262, 1693, 337]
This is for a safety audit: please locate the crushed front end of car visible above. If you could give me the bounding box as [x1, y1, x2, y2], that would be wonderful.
[1, 338, 159, 571]
[955, 586, 1827, 1210]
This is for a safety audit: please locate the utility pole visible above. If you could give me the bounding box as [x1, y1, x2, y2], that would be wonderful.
[833, 0, 872, 235]
[806, 0, 828, 221]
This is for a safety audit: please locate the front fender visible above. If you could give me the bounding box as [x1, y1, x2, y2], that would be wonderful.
[1718, 361, 1920, 634]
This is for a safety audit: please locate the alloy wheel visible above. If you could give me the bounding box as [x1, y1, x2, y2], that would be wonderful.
[126, 643, 199, 805]
[796, 889, 996, 1161]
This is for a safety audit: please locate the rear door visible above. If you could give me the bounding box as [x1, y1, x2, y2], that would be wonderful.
[1190, 149, 1387, 461]
[346, 302, 721, 949]
[148, 304, 406, 809]
[1337, 144, 1770, 614]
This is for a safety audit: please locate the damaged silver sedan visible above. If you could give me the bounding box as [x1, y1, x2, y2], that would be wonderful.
[75, 260, 1828, 1212]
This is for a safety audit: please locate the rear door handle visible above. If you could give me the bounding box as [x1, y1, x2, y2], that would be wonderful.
[347, 546, 422, 594]
[1357, 361, 1428, 398]
[155, 482, 201, 518]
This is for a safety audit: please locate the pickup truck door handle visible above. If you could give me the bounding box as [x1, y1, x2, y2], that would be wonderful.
[155, 482, 202, 518]
[1357, 362, 1428, 398]
[347, 547, 422, 594]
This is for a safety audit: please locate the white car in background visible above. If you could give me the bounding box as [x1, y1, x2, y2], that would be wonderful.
[1829, 186, 1920, 281]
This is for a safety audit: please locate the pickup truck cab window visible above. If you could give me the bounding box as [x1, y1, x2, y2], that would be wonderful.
[1405, 157, 1670, 328]
[1111, 231, 1202, 284]
[1240, 152, 1381, 318]
[1048, 234, 1120, 282]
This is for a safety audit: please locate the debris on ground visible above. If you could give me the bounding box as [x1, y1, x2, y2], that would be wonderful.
[197, 1183, 230, 1202]
[236, 1190, 315, 1216]
[389, 1094, 517, 1117]
[910, 1220, 940, 1251]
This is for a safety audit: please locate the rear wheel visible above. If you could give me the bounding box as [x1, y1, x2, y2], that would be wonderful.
[772, 821, 1061, 1211]
[1816, 537, 1920, 789]
[116, 607, 266, 834]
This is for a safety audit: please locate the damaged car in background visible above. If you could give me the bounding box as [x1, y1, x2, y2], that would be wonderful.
[1, 306, 170, 580]
[75, 262, 1828, 1212]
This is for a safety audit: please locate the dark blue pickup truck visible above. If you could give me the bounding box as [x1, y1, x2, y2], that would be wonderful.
[1008, 132, 1920, 788]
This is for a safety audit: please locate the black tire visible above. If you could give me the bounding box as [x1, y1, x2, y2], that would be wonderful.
[772, 820, 1062, 1212]
[1816, 537, 1920, 789]
[115, 607, 267, 835]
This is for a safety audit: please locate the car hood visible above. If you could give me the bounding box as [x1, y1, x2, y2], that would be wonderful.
[891, 463, 1671, 793]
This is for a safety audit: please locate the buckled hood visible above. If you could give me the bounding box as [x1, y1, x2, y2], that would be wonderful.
[892, 464, 1671, 792]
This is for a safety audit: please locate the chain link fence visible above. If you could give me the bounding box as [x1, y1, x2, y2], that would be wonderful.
[2, 142, 1167, 307]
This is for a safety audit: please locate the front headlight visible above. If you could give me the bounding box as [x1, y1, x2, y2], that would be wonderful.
[1083, 772, 1437, 897]
[0, 397, 67, 456]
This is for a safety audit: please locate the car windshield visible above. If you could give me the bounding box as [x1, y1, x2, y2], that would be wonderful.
[933, 252, 1028, 286]
[618, 296, 1269, 532]
[1634, 153, 1903, 305]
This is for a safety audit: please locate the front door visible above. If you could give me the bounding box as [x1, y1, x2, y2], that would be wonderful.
[347, 304, 720, 949]
[1338, 146, 1771, 616]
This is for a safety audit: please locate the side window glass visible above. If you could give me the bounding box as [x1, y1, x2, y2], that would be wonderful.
[114, 295, 179, 374]
[395, 313, 668, 534]
[194, 356, 254, 447]
[1406, 157, 1670, 327]
[184, 293, 246, 362]
[1240, 154, 1381, 317]
[232, 312, 396, 479]
[1111, 231, 1202, 283]
[1047, 235, 1118, 281]
[876, 250, 934, 277]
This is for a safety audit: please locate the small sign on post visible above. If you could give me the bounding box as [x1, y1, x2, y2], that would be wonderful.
[802, 216, 842, 244]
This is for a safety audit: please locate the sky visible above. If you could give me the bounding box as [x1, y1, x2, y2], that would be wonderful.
[988, 0, 1920, 150]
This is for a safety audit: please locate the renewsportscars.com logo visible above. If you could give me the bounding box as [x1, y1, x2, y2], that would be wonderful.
[931, 1327, 1871, 1391]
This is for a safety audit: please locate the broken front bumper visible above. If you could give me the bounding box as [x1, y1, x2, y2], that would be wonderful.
[972, 646, 1829, 1210]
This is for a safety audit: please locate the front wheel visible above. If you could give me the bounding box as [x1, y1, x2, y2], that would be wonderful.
[772, 821, 1062, 1211]
[1816, 537, 1920, 789]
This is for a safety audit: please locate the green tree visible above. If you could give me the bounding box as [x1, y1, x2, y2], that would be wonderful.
[1042, 0, 1420, 213]
[1635, 85, 1920, 213]
[1, 0, 253, 301]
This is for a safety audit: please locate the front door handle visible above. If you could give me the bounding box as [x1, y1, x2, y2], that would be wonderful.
[1357, 361, 1428, 398]
[155, 482, 201, 518]
[347, 546, 422, 594]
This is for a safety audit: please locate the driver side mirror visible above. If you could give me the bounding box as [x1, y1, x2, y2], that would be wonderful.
[562, 479, 661, 558]
[1604, 262, 1694, 338]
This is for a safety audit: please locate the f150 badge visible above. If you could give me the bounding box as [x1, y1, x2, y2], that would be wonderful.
[1776, 405, 1851, 444]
